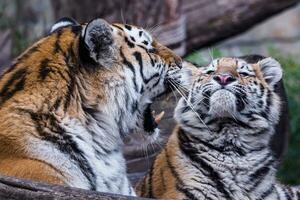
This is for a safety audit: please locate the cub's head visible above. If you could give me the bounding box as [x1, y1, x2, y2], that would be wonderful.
[176, 57, 283, 131]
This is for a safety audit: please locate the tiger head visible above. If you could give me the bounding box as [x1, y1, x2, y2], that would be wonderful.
[78, 18, 186, 94]
[175, 57, 283, 148]
[74, 18, 189, 137]
[2, 17, 190, 141]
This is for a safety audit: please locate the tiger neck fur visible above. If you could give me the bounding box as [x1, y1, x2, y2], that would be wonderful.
[170, 112, 298, 200]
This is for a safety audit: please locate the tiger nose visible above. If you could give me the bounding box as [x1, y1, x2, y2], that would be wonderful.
[213, 74, 236, 86]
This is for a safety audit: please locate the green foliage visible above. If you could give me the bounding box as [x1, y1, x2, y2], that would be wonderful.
[185, 48, 224, 66]
[0, 0, 29, 57]
[269, 47, 300, 185]
[186, 48, 300, 185]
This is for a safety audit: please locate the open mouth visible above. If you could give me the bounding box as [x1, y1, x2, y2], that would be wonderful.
[142, 104, 164, 135]
[142, 76, 182, 135]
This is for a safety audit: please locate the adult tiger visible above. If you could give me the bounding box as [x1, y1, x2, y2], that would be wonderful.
[137, 57, 294, 199]
[0, 17, 190, 195]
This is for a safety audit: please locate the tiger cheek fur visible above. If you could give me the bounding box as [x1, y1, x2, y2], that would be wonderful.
[137, 57, 300, 200]
[0, 17, 189, 195]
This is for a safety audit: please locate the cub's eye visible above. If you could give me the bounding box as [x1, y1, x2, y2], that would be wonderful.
[206, 70, 214, 75]
[239, 72, 249, 77]
[148, 48, 157, 53]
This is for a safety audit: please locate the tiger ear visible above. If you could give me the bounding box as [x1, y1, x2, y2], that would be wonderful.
[258, 57, 283, 88]
[80, 18, 116, 67]
[50, 17, 78, 33]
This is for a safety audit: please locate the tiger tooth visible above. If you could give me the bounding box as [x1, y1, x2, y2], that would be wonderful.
[152, 110, 156, 116]
[155, 111, 165, 124]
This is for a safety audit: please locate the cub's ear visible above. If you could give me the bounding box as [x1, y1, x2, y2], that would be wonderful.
[80, 18, 116, 67]
[50, 17, 78, 33]
[258, 57, 283, 88]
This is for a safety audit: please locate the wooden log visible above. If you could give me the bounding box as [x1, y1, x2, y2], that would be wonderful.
[0, 175, 150, 200]
[182, 0, 299, 54]
[51, 0, 299, 56]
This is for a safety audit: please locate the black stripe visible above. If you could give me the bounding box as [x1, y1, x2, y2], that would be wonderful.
[165, 149, 194, 199]
[0, 68, 27, 95]
[176, 185, 201, 200]
[146, 51, 155, 67]
[181, 119, 207, 131]
[64, 72, 75, 111]
[70, 25, 82, 35]
[165, 148, 209, 199]
[151, 73, 162, 88]
[112, 24, 123, 31]
[264, 89, 272, 120]
[282, 187, 293, 200]
[133, 51, 160, 84]
[248, 158, 274, 192]
[133, 51, 146, 82]
[125, 37, 135, 48]
[53, 98, 62, 110]
[146, 73, 160, 84]
[147, 163, 155, 198]
[120, 49, 138, 92]
[15, 45, 40, 64]
[142, 40, 148, 45]
[0, 68, 27, 106]
[160, 169, 167, 193]
[178, 129, 223, 153]
[140, 176, 147, 196]
[131, 100, 138, 114]
[178, 129, 232, 199]
[19, 108, 97, 190]
[260, 184, 275, 199]
[1, 63, 18, 77]
[124, 24, 132, 30]
[130, 36, 136, 42]
[53, 30, 63, 53]
[39, 58, 52, 80]
[296, 189, 300, 199]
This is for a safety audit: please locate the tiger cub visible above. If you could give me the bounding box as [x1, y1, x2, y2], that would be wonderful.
[137, 57, 299, 199]
[0, 17, 190, 195]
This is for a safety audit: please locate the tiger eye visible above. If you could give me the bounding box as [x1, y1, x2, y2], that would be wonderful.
[148, 48, 157, 53]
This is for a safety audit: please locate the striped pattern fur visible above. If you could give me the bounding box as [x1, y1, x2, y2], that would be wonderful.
[0, 17, 190, 195]
[137, 57, 299, 199]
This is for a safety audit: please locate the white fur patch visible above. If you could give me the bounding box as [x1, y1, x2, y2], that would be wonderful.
[259, 57, 283, 87]
[50, 21, 74, 33]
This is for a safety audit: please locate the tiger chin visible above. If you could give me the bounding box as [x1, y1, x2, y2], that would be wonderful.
[0, 17, 191, 195]
[137, 56, 300, 199]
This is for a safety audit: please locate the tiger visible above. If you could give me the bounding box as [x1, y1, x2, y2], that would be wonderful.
[137, 56, 299, 199]
[0, 17, 191, 195]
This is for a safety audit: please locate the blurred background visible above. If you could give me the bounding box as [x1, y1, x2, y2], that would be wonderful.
[0, 0, 299, 185]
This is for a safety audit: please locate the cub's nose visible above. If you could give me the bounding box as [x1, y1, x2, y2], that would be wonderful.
[213, 74, 236, 86]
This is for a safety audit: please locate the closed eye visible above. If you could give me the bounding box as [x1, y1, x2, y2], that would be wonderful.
[148, 48, 157, 53]
[239, 72, 250, 77]
[205, 70, 214, 75]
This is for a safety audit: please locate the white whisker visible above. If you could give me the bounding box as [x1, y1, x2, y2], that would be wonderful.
[168, 80, 211, 132]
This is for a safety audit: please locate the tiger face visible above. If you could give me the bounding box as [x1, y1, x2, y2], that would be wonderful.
[78, 19, 189, 136]
[175, 57, 283, 133]
[79, 19, 185, 99]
